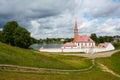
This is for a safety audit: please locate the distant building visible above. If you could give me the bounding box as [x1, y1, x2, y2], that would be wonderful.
[62, 20, 115, 53]
[63, 21, 95, 48]
[98, 42, 115, 50]
[113, 36, 120, 43]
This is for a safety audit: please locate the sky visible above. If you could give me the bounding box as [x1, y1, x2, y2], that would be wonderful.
[0, 0, 120, 39]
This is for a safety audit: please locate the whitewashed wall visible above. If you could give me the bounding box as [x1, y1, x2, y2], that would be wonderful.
[39, 44, 115, 53]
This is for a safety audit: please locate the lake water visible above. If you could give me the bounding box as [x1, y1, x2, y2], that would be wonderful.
[30, 44, 62, 50]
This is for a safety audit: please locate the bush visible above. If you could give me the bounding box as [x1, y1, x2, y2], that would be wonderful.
[112, 42, 120, 49]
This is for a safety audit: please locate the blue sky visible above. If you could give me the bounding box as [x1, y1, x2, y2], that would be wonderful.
[0, 0, 120, 39]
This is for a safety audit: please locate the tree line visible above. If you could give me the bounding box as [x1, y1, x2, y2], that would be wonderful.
[90, 33, 115, 45]
[0, 21, 37, 48]
[38, 33, 119, 44]
[39, 38, 74, 44]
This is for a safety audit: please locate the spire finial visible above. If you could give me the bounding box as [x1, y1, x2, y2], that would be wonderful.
[75, 19, 78, 29]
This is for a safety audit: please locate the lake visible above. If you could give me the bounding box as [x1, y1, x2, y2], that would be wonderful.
[30, 44, 63, 50]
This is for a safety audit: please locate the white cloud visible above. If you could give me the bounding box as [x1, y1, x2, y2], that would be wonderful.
[0, 28, 2, 31]
[30, 20, 41, 39]
[79, 19, 98, 29]
[0, 0, 120, 39]
[96, 18, 120, 35]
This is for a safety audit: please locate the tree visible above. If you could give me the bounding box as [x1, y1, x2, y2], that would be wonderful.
[90, 33, 98, 43]
[2, 21, 18, 45]
[13, 26, 32, 48]
[98, 36, 105, 43]
[0, 31, 2, 42]
[1, 21, 36, 48]
[98, 36, 113, 43]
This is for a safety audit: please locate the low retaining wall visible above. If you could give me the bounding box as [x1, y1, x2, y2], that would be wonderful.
[39, 48, 62, 52]
[39, 48, 115, 53]
[39, 48, 87, 53]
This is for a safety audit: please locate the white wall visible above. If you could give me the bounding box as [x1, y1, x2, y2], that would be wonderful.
[39, 43, 115, 53]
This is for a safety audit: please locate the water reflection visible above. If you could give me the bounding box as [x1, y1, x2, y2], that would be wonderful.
[30, 44, 62, 50]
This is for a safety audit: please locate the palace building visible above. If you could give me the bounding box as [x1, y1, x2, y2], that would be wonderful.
[62, 20, 115, 53]
[63, 21, 95, 48]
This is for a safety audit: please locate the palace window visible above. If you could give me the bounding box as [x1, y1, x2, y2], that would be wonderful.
[89, 43, 91, 46]
[81, 43, 83, 46]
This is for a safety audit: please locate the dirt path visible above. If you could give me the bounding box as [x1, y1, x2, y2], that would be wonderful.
[0, 59, 95, 73]
[62, 50, 120, 59]
[98, 63, 120, 78]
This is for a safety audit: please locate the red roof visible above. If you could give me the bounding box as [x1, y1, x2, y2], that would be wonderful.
[63, 42, 76, 47]
[98, 42, 110, 48]
[74, 35, 94, 42]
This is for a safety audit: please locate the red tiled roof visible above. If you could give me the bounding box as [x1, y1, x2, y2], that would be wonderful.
[63, 42, 76, 47]
[98, 42, 110, 48]
[74, 35, 94, 42]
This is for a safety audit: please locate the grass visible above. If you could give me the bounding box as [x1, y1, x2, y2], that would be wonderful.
[0, 42, 92, 70]
[0, 42, 120, 80]
[96, 51, 120, 75]
[0, 66, 119, 80]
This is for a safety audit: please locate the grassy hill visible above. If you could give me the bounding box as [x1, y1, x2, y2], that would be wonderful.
[0, 42, 92, 70]
[0, 42, 120, 80]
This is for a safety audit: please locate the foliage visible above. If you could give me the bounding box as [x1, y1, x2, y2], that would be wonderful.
[39, 38, 73, 44]
[0, 31, 2, 42]
[90, 33, 98, 42]
[90, 33, 99, 45]
[63, 38, 74, 43]
[112, 42, 120, 49]
[1, 21, 36, 48]
[13, 26, 32, 48]
[2, 21, 18, 45]
[98, 36, 113, 43]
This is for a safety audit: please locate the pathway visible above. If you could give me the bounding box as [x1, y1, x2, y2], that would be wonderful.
[98, 63, 120, 78]
[62, 50, 120, 59]
[0, 59, 95, 73]
[0, 50, 120, 77]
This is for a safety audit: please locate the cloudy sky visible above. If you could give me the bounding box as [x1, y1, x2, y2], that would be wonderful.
[0, 0, 120, 39]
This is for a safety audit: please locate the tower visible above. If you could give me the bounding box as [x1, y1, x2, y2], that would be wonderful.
[74, 20, 78, 40]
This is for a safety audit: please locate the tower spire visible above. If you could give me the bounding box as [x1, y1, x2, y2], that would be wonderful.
[74, 20, 78, 40]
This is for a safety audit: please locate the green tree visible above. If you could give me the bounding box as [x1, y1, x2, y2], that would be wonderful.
[104, 36, 113, 42]
[2, 21, 18, 45]
[113, 42, 120, 49]
[0, 31, 2, 42]
[98, 36, 113, 43]
[90, 33, 98, 42]
[13, 26, 32, 48]
[98, 36, 105, 43]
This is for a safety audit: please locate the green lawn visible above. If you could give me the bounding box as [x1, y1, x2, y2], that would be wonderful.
[0, 42, 120, 80]
[96, 51, 120, 75]
[0, 42, 92, 70]
[0, 66, 119, 80]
